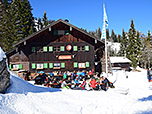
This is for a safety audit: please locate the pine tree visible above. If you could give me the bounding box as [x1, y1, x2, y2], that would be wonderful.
[0, 1, 5, 48]
[38, 17, 43, 30]
[42, 10, 49, 27]
[111, 29, 115, 42]
[0, 0, 35, 51]
[147, 30, 151, 42]
[89, 31, 95, 36]
[127, 19, 137, 68]
[97, 27, 101, 39]
[147, 30, 152, 45]
[0, 0, 15, 51]
[117, 34, 121, 43]
[106, 29, 109, 40]
[9, 0, 35, 41]
[8, 1, 19, 44]
[144, 31, 152, 68]
[15, 0, 35, 39]
[111, 29, 117, 42]
[119, 29, 128, 56]
[136, 31, 142, 66]
[140, 36, 147, 68]
[80, 28, 87, 33]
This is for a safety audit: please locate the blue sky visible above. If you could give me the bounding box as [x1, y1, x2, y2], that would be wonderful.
[29, 0, 152, 36]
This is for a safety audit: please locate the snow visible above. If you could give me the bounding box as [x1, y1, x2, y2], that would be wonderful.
[110, 56, 131, 63]
[108, 42, 121, 53]
[0, 69, 152, 114]
[0, 47, 6, 61]
[0, 47, 152, 114]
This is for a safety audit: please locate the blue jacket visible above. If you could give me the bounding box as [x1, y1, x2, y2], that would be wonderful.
[75, 78, 79, 84]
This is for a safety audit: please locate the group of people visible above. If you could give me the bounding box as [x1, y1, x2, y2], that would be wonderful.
[33, 70, 115, 91]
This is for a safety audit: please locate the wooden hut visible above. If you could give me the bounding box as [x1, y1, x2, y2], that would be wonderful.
[110, 56, 131, 71]
[6, 19, 105, 76]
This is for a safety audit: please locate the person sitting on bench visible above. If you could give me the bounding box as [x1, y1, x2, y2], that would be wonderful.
[100, 76, 115, 91]
[90, 77, 99, 90]
[34, 71, 47, 85]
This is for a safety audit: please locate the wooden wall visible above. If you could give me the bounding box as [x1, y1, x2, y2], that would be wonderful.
[8, 22, 98, 73]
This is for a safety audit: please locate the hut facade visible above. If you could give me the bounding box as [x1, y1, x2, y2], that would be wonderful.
[6, 19, 105, 75]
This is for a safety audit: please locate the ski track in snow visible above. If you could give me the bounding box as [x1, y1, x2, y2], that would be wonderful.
[0, 69, 152, 114]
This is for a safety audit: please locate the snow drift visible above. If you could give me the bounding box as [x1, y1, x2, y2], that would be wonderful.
[0, 69, 152, 114]
[6, 72, 61, 94]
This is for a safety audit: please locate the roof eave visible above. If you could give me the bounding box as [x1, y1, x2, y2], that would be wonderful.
[13, 19, 104, 47]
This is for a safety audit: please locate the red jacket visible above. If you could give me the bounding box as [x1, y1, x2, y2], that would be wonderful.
[90, 79, 98, 88]
[80, 81, 86, 90]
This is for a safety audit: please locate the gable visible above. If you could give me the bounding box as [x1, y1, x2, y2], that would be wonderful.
[13, 19, 104, 49]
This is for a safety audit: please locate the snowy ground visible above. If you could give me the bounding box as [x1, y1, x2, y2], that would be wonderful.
[0, 69, 152, 114]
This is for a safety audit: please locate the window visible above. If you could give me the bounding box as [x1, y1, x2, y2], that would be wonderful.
[32, 63, 36, 69]
[78, 63, 86, 68]
[74, 62, 78, 68]
[49, 46, 53, 52]
[53, 47, 60, 52]
[58, 30, 65, 35]
[11, 64, 23, 70]
[32, 47, 36, 52]
[19, 64, 23, 69]
[65, 30, 69, 35]
[53, 63, 61, 69]
[53, 47, 56, 51]
[82, 46, 85, 51]
[73, 46, 78, 51]
[78, 46, 81, 51]
[37, 47, 43, 53]
[9, 64, 12, 70]
[43, 63, 48, 68]
[60, 46, 65, 51]
[53, 30, 57, 35]
[85, 46, 89, 51]
[53, 30, 68, 35]
[43, 46, 47, 52]
[86, 62, 90, 67]
[49, 63, 53, 68]
[37, 64, 43, 69]
[13, 64, 19, 69]
[61, 63, 65, 68]
[78, 46, 84, 51]
[9, 64, 22, 70]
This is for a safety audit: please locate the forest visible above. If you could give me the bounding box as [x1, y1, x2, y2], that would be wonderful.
[0, 0, 152, 68]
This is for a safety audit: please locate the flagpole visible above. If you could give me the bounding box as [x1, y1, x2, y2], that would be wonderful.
[101, 3, 108, 77]
[104, 3, 108, 78]
[105, 26, 108, 78]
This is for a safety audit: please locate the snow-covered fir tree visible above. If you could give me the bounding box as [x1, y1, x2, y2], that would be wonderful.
[127, 19, 138, 68]
[34, 11, 55, 32]
[141, 30, 152, 68]
[42, 10, 49, 27]
[119, 29, 128, 57]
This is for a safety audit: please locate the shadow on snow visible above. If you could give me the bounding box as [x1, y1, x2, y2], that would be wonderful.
[136, 110, 152, 114]
[136, 95, 152, 114]
[5, 75, 61, 94]
[138, 95, 152, 102]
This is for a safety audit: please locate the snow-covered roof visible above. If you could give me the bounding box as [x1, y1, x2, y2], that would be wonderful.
[110, 56, 131, 63]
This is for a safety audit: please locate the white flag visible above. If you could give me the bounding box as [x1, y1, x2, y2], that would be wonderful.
[101, 3, 108, 40]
